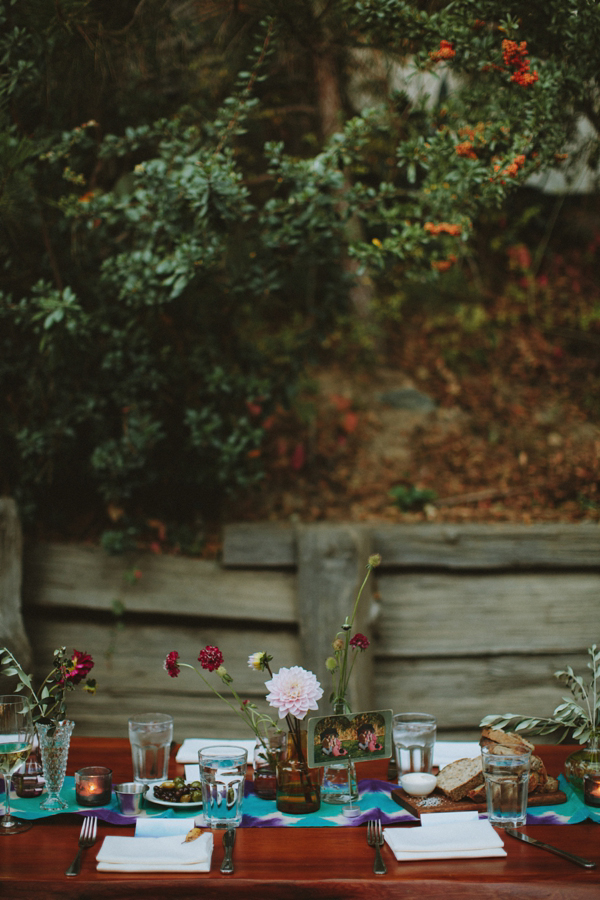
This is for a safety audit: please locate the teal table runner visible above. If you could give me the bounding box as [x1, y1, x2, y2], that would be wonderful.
[3, 775, 599, 826]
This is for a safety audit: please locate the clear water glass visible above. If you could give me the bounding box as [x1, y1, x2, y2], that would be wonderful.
[199, 745, 248, 828]
[392, 712, 436, 780]
[481, 745, 531, 827]
[128, 713, 173, 784]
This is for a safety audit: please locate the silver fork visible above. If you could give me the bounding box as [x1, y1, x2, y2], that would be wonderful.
[366, 819, 387, 875]
[65, 816, 98, 876]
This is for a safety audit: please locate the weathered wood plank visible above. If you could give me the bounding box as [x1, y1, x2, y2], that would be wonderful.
[0, 497, 31, 670]
[296, 524, 375, 712]
[375, 652, 589, 740]
[24, 614, 302, 740]
[376, 572, 600, 657]
[223, 523, 296, 568]
[372, 524, 600, 569]
[23, 542, 296, 623]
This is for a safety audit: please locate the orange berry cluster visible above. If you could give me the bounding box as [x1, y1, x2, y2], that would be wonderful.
[424, 222, 463, 236]
[501, 40, 539, 87]
[429, 39, 455, 61]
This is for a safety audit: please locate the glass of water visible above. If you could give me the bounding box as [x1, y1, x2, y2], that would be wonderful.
[199, 744, 248, 828]
[392, 712, 436, 781]
[481, 745, 531, 827]
[128, 713, 173, 784]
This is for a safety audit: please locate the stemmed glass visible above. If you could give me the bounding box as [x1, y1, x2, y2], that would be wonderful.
[0, 694, 35, 835]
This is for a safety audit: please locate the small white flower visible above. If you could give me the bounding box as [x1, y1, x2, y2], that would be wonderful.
[248, 652, 265, 671]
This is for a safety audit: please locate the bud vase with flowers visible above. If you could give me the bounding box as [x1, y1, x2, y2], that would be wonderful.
[321, 553, 381, 804]
[0, 646, 96, 809]
[164, 646, 324, 813]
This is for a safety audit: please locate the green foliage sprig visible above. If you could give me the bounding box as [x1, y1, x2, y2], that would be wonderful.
[480, 645, 600, 744]
[0, 646, 97, 729]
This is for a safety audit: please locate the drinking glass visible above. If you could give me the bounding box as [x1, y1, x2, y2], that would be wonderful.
[0, 695, 34, 835]
[128, 713, 173, 784]
[392, 712, 436, 780]
[199, 744, 248, 828]
[481, 745, 531, 827]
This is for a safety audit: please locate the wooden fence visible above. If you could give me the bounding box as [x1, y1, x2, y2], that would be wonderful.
[1, 505, 599, 743]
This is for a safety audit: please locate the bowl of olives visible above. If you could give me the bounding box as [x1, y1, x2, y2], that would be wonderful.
[147, 777, 203, 807]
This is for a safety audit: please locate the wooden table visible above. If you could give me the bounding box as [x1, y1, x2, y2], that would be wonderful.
[1, 738, 598, 899]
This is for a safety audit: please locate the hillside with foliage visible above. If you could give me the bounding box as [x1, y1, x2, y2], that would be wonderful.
[1, 1, 599, 549]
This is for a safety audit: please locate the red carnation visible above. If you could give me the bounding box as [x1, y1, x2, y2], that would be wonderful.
[164, 650, 181, 678]
[198, 645, 224, 672]
[349, 633, 370, 651]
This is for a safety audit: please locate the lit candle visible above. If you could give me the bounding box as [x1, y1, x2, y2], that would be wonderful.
[583, 774, 600, 808]
[75, 766, 112, 807]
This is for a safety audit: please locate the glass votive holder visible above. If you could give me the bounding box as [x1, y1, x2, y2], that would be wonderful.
[583, 773, 600, 808]
[75, 766, 113, 807]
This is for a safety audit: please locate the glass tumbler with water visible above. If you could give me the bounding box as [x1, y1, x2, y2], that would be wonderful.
[392, 712, 436, 781]
[128, 713, 173, 784]
[199, 745, 248, 828]
[481, 745, 531, 827]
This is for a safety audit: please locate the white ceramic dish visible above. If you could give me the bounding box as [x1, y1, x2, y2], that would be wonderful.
[146, 784, 203, 809]
[399, 772, 438, 797]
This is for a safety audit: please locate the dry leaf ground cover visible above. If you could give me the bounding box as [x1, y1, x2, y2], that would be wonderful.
[232, 231, 600, 527]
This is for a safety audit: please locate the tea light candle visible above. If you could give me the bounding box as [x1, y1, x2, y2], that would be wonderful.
[75, 766, 112, 807]
[583, 773, 600, 808]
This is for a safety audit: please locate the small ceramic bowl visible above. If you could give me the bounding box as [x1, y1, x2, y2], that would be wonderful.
[399, 772, 438, 797]
[113, 782, 149, 816]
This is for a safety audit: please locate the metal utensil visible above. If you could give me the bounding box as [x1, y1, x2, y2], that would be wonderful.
[366, 819, 387, 875]
[504, 827, 596, 869]
[220, 827, 237, 874]
[65, 816, 98, 876]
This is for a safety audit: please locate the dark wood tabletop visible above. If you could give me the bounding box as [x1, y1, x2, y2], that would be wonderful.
[1, 738, 598, 900]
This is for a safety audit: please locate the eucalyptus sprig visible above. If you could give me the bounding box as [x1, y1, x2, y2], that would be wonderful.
[481, 644, 600, 745]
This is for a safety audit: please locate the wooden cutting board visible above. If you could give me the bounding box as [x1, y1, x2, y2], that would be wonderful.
[391, 786, 567, 818]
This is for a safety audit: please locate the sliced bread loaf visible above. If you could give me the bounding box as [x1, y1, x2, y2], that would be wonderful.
[436, 756, 483, 802]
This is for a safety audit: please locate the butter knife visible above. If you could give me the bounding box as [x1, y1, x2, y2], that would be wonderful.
[504, 827, 596, 869]
[220, 828, 236, 874]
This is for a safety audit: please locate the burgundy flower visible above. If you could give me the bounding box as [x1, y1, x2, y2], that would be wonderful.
[198, 645, 224, 672]
[62, 649, 94, 685]
[349, 633, 370, 651]
[164, 650, 180, 678]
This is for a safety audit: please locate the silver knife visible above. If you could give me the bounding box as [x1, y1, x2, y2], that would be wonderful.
[504, 827, 596, 869]
[220, 828, 236, 874]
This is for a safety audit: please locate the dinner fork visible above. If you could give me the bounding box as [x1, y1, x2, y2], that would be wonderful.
[65, 816, 98, 876]
[366, 819, 387, 875]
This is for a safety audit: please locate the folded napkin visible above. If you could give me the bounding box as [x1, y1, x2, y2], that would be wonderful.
[135, 817, 202, 837]
[384, 820, 506, 861]
[96, 833, 213, 872]
[175, 738, 256, 764]
[433, 741, 482, 770]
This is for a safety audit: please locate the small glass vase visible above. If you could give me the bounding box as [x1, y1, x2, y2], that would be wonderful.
[564, 733, 600, 795]
[321, 699, 359, 805]
[37, 720, 75, 810]
[253, 729, 287, 801]
[276, 728, 320, 814]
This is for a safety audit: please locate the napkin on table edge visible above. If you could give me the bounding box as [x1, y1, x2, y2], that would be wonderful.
[96, 832, 214, 873]
[383, 819, 506, 862]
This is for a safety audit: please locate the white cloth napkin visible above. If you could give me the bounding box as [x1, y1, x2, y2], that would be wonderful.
[383, 820, 506, 861]
[433, 741, 482, 769]
[96, 833, 213, 872]
[135, 817, 202, 837]
[175, 738, 255, 764]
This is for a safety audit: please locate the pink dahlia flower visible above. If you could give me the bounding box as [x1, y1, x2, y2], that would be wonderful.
[164, 650, 180, 677]
[265, 666, 323, 720]
[198, 645, 224, 672]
